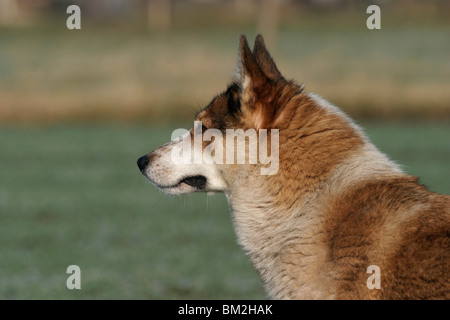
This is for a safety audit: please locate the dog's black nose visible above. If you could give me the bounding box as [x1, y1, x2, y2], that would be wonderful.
[137, 155, 149, 172]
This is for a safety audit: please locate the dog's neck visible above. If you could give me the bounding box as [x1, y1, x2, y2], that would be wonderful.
[225, 94, 404, 299]
[226, 180, 331, 298]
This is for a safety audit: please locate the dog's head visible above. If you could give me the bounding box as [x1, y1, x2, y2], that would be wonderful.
[138, 35, 302, 195]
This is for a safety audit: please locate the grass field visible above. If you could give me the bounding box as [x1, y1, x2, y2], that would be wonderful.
[0, 122, 448, 299]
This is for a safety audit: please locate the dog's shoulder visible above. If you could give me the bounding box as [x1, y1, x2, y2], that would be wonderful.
[322, 176, 450, 299]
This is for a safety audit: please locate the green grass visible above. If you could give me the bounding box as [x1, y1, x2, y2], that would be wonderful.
[0, 122, 448, 299]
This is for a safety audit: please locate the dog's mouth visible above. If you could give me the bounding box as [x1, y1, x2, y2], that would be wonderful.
[179, 175, 207, 189]
[153, 175, 207, 192]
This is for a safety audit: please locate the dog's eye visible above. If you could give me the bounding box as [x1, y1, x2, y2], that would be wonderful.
[201, 125, 208, 133]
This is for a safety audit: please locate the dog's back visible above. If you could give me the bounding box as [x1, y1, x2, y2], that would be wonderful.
[325, 177, 450, 299]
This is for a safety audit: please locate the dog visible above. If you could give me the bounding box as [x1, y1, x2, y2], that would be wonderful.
[137, 35, 449, 299]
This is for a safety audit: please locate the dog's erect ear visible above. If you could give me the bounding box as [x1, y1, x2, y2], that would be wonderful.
[234, 35, 278, 128]
[235, 35, 268, 97]
[253, 34, 283, 81]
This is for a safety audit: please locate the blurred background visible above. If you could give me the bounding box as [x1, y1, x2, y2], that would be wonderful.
[0, 0, 448, 299]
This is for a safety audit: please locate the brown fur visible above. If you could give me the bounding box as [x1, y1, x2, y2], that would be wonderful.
[323, 177, 450, 299]
[140, 35, 450, 299]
